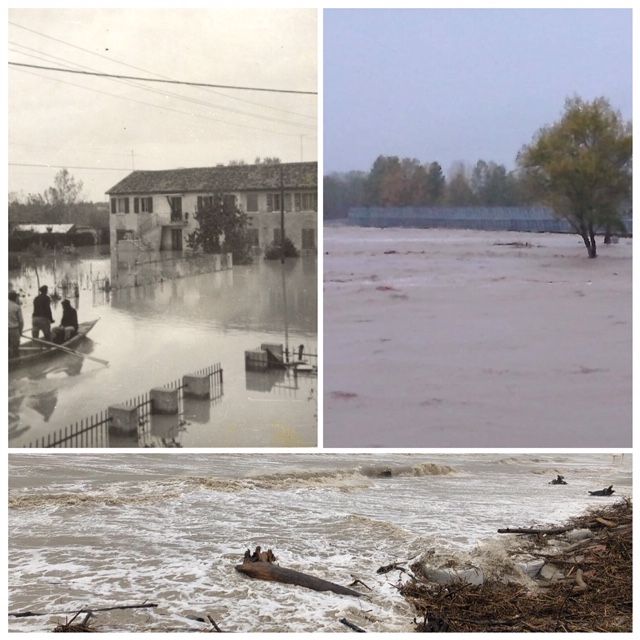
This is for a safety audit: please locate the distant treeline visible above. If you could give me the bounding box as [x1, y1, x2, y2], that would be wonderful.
[8, 199, 111, 244]
[324, 156, 533, 219]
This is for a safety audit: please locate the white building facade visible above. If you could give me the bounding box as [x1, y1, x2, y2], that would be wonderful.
[106, 162, 317, 254]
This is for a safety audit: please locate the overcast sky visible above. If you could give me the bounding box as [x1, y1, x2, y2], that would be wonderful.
[324, 8, 632, 176]
[8, 8, 317, 201]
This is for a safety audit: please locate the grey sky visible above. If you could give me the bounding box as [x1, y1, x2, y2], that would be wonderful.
[324, 8, 631, 176]
[9, 9, 317, 201]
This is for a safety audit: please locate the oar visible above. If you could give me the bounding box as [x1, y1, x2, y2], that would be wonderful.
[21, 333, 109, 366]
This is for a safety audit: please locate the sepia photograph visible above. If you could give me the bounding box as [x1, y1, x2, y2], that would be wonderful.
[323, 9, 632, 447]
[8, 452, 631, 632]
[8, 8, 318, 448]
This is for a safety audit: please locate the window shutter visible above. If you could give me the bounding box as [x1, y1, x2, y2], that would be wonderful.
[266, 193, 273, 211]
[111, 198, 116, 214]
[134, 197, 139, 213]
[124, 198, 130, 213]
[295, 193, 301, 211]
[147, 197, 153, 212]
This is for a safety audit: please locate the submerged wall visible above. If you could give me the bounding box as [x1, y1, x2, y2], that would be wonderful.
[110, 240, 232, 289]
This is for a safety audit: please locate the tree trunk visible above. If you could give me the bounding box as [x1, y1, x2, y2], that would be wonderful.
[580, 230, 597, 258]
[588, 225, 597, 258]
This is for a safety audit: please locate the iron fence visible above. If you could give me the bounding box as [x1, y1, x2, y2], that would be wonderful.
[23, 362, 224, 448]
[26, 410, 110, 448]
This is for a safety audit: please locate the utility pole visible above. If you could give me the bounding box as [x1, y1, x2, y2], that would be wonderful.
[279, 164, 285, 264]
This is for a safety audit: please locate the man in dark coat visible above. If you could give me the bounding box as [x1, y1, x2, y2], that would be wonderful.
[32, 285, 54, 340]
[52, 299, 79, 343]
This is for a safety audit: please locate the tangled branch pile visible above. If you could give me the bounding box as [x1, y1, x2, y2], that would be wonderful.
[401, 500, 632, 632]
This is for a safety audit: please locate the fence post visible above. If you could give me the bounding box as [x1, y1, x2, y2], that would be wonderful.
[150, 387, 179, 415]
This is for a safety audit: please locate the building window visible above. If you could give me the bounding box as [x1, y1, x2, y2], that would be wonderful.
[111, 197, 130, 214]
[223, 194, 237, 212]
[133, 197, 153, 213]
[197, 195, 214, 211]
[294, 192, 317, 211]
[266, 193, 282, 212]
[171, 229, 183, 250]
[246, 193, 258, 212]
[302, 228, 316, 250]
[168, 196, 182, 221]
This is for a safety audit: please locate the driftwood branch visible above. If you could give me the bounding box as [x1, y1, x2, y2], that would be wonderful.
[348, 578, 373, 591]
[207, 615, 222, 632]
[9, 603, 158, 618]
[497, 526, 573, 535]
[340, 617, 367, 632]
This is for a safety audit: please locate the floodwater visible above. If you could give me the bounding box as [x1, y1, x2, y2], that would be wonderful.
[8, 452, 631, 632]
[8, 249, 317, 447]
[324, 226, 631, 447]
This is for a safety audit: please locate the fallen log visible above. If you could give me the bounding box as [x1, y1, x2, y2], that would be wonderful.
[235, 558, 362, 597]
[497, 526, 573, 535]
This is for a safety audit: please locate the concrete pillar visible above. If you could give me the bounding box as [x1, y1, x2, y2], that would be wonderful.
[108, 404, 138, 434]
[261, 343, 283, 359]
[150, 387, 179, 415]
[183, 373, 210, 399]
[245, 349, 268, 370]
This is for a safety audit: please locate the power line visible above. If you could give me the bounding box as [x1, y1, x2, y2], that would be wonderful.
[9, 20, 316, 120]
[10, 162, 131, 171]
[8, 61, 317, 95]
[9, 43, 315, 131]
[12, 66, 313, 140]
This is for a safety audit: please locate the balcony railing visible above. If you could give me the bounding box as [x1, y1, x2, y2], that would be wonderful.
[169, 212, 189, 225]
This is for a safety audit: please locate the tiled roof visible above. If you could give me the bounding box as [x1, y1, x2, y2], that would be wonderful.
[106, 162, 317, 195]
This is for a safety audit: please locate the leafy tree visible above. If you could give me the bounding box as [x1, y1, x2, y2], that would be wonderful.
[445, 163, 476, 205]
[425, 162, 445, 204]
[187, 194, 253, 264]
[45, 169, 84, 208]
[323, 171, 367, 219]
[264, 236, 299, 260]
[518, 96, 631, 258]
[470, 160, 520, 205]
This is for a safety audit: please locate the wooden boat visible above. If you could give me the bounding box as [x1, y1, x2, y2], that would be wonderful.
[9, 319, 99, 369]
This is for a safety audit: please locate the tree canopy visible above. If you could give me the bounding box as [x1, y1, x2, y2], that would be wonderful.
[187, 194, 253, 264]
[517, 96, 632, 257]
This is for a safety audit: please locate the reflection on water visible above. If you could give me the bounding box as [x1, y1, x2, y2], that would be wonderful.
[9, 250, 317, 447]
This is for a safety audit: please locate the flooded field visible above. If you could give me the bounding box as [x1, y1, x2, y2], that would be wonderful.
[9, 249, 317, 447]
[324, 226, 631, 448]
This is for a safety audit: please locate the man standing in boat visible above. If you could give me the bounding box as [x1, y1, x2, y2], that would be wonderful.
[32, 285, 54, 341]
[52, 299, 79, 344]
[8, 291, 24, 358]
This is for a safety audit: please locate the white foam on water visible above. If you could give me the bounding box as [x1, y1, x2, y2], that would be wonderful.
[9, 453, 631, 631]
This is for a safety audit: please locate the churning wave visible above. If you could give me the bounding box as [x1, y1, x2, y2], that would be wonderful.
[9, 462, 456, 508]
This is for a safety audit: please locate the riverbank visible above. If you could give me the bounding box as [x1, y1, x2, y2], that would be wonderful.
[400, 499, 632, 632]
[324, 226, 631, 447]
